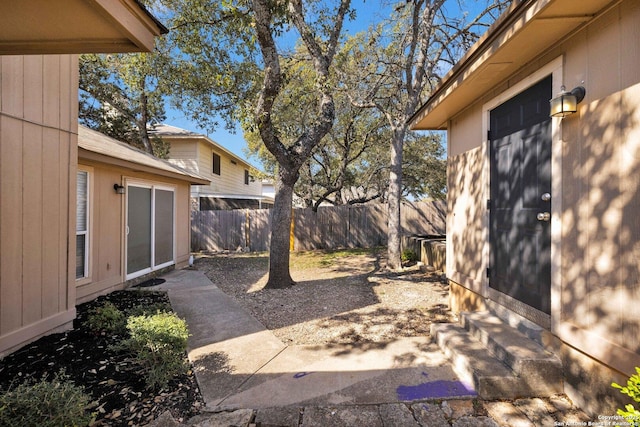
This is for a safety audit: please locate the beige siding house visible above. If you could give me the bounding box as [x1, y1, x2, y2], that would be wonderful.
[0, 2, 166, 356]
[154, 124, 273, 210]
[77, 126, 208, 303]
[410, 0, 640, 414]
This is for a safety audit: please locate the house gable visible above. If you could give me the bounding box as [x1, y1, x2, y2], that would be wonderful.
[154, 124, 271, 208]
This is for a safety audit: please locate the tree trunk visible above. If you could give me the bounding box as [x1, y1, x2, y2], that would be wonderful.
[138, 90, 155, 155]
[387, 126, 406, 270]
[251, 0, 350, 288]
[265, 169, 296, 289]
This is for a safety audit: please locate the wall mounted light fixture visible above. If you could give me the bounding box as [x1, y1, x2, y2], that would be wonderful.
[550, 85, 586, 118]
[113, 184, 125, 194]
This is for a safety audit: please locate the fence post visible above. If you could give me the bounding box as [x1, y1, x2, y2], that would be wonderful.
[245, 210, 250, 250]
[290, 208, 295, 251]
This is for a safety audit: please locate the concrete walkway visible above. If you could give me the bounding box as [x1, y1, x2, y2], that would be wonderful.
[148, 268, 590, 427]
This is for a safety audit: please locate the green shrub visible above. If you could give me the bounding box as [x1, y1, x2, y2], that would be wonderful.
[0, 371, 94, 427]
[125, 301, 172, 318]
[86, 301, 125, 334]
[120, 312, 189, 390]
[401, 249, 419, 263]
[612, 366, 640, 427]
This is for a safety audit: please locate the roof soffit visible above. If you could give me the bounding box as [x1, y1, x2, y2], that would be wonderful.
[410, 0, 617, 130]
[0, 0, 167, 55]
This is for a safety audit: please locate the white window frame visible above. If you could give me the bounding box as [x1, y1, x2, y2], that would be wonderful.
[76, 167, 92, 283]
[125, 179, 176, 280]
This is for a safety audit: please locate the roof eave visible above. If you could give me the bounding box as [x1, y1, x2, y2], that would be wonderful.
[409, 0, 616, 130]
[0, 0, 167, 55]
[79, 148, 209, 185]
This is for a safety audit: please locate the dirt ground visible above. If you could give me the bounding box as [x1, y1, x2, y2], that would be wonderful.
[194, 248, 454, 347]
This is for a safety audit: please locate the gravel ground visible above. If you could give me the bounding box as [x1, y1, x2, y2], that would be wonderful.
[195, 249, 454, 346]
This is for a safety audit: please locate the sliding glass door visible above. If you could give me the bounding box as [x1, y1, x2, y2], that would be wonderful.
[154, 189, 174, 267]
[126, 183, 175, 279]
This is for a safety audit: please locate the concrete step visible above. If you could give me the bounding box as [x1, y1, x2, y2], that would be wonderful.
[461, 311, 563, 391]
[431, 312, 563, 400]
[485, 301, 550, 347]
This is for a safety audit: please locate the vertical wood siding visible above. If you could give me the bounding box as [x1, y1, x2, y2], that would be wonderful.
[556, 2, 640, 371]
[0, 55, 77, 354]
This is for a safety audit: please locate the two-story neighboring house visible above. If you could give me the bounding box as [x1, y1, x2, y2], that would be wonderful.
[154, 124, 274, 210]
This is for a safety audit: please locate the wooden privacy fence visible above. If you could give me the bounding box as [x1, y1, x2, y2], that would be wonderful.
[191, 201, 445, 252]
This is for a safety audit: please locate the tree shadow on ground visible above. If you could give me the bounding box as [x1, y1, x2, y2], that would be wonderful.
[195, 250, 453, 359]
[310, 304, 452, 356]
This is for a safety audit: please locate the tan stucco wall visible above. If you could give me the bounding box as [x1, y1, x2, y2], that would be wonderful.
[76, 159, 193, 303]
[447, 145, 486, 295]
[0, 55, 78, 356]
[446, 0, 640, 414]
[448, 104, 484, 158]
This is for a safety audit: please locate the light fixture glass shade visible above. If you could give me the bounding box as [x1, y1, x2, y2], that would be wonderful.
[550, 86, 585, 118]
[550, 92, 577, 117]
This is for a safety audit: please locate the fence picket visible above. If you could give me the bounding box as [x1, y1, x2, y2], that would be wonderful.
[191, 201, 445, 252]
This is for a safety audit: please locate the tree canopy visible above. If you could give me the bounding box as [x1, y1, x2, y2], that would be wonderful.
[336, 0, 508, 269]
[79, 52, 170, 157]
[78, 0, 507, 278]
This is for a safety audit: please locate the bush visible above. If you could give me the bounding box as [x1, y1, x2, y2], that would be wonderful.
[612, 366, 640, 427]
[401, 249, 419, 263]
[120, 312, 189, 390]
[0, 371, 94, 427]
[86, 301, 126, 334]
[125, 301, 172, 318]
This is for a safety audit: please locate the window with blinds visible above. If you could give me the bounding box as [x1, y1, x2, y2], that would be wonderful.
[76, 170, 89, 280]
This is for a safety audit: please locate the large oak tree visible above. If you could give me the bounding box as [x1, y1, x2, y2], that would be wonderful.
[252, 0, 352, 288]
[339, 0, 508, 269]
[161, 0, 352, 288]
[79, 52, 170, 157]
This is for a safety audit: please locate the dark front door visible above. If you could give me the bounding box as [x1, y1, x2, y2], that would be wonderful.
[489, 75, 552, 315]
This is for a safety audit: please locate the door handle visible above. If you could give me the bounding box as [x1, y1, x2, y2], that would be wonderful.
[541, 193, 551, 202]
[537, 212, 551, 221]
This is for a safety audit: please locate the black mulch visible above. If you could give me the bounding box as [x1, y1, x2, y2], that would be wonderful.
[0, 290, 204, 426]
